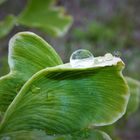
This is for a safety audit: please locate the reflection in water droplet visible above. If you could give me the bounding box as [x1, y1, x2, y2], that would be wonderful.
[31, 85, 40, 94]
[70, 49, 94, 68]
[104, 53, 113, 61]
[113, 51, 121, 57]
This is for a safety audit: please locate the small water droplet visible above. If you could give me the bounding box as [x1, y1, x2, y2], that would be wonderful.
[113, 51, 121, 57]
[94, 57, 104, 64]
[31, 85, 40, 94]
[104, 53, 113, 61]
[70, 49, 94, 68]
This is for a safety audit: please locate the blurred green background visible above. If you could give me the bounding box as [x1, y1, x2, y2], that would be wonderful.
[0, 0, 140, 140]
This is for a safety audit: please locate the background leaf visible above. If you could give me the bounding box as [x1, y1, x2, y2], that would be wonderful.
[0, 32, 62, 112]
[0, 0, 72, 38]
[0, 15, 15, 38]
[125, 77, 140, 116]
[0, 0, 8, 5]
[18, 0, 73, 37]
[0, 61, 129, 134]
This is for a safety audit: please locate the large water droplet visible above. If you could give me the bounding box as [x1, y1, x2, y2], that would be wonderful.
[104, 53, 113, 61]
[70, 49, 94, 68]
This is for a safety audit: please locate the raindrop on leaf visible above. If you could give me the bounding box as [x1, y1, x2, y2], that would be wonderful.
[104, 53, 113, 61]
[70, 49, 94, 68]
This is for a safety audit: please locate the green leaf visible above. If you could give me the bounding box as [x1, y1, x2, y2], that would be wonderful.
[0, 129, 111, 140]
[18, 0, 73, 37]
[0, 60, 129, 134]
[0, 15, 15, 38]
[99, 77, 140, 140]
[125, 77, 140, 116]
[0, 32, 62, 112]
[0, 130, 49, 140]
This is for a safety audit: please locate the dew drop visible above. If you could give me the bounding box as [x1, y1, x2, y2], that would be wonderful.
[104, 53, 113, 61]
[94, 57, 104, 64]
[113, 51, 121, 57]
[70, 49, 94, 68]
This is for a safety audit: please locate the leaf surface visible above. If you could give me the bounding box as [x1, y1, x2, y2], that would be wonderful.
[0, 32, 62, 112]
[0, 60, 129, 134]
[0, 129, 111, 140]
[0, 15, 15, 38]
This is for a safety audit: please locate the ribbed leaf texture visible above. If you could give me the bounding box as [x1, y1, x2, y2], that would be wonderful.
[0, 129, 111, 140]
[0, 32, 129, 138]
[0, 61, 129, 134]
[0, 32, 62, 112]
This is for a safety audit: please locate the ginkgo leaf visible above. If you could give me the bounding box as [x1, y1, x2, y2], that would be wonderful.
[0, 0, 72, 38]
[0, 57, 129, 134]
[125, 77, 140, 116]
[18, 0, 73, 37]
[0, 32, 62, 112]
[0, 15, 15, 38]
[0, 129, 111, 140]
